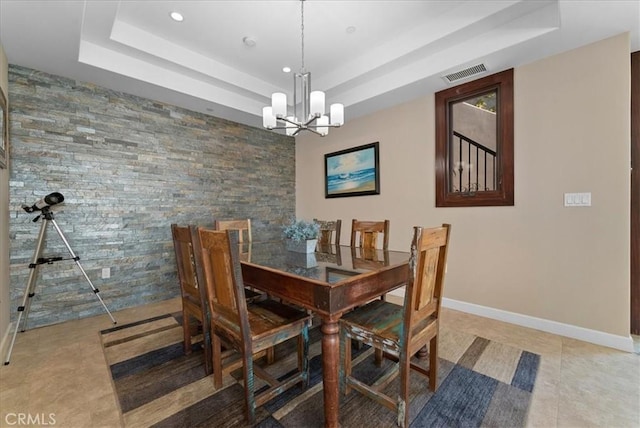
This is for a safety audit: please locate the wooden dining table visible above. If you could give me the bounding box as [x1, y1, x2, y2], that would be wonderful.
[241, 242, 410, 428]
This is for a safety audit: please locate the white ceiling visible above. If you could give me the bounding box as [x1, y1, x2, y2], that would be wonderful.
[1, 0, 639, 132]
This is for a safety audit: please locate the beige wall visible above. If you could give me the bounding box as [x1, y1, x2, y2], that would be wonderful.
[0, 42, 10, 353]
[296, 33, 631, 339]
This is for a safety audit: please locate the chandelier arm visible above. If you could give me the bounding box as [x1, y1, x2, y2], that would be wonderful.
[303, 127, 323, 136]
[306, 123, 342, 129]
[280, 116, 303, 126]
[274, 124, 322, 137]
[302, 115, 320, 127]
[269, 125, 300, 130]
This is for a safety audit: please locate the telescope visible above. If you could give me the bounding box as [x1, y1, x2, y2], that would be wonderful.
[22, 192, 64, 213]
[5, 190, 116, 366]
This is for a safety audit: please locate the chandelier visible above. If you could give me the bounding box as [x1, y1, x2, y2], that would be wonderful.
[262, 0, 344, 137]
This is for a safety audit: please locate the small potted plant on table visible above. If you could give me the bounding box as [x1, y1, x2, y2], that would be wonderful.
[283, 219, 320, 254]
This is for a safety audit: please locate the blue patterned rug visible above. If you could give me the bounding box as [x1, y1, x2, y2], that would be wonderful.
[100, 313, 540, 427]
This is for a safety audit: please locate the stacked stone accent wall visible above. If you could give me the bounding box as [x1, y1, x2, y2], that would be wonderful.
[7, 65, 295, 328]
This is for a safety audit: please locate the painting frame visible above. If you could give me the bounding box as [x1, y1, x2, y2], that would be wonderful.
[324, 142, 380, 198]
[0, 87, 7, 169]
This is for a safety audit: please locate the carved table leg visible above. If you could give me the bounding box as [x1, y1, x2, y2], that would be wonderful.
[321, 318, 340, 428]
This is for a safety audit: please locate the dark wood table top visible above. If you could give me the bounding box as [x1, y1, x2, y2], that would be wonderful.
[244, 242, 407, 278]
[241, 242, 410, 318]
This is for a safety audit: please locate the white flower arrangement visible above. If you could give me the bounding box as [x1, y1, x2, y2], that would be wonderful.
[282, 219, 320, 243]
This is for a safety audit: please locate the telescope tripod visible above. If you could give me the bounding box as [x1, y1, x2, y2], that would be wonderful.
[4, 207, 116, 365]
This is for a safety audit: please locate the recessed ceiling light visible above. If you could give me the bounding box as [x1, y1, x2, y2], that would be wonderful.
[282, 67, 291, 73]
[346, 26, 356, 34]
[170, 12, 184, 22]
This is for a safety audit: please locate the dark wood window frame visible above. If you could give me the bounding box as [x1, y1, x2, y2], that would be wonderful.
[435, 69, 514, 207]
[631, 51, 639, 335]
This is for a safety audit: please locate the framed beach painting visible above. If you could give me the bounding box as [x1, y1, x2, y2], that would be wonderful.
[324, 142, 380, 198]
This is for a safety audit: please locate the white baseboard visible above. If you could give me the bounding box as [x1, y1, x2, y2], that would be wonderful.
[0, 321, 14, 364]
[442, 298, 635, 353]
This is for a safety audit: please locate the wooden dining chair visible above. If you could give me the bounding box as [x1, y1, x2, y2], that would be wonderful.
[340, 224, 451, 428]
[171, 224, 212, 375]
[214, 218, 252, 243]
[213, 220, 275, 363]
[314, 218, 342, 246]
[351, 219, 390, 305]
[214, 218, 262, 299]
[349, 219, 392, 359]
[350, 219, 390, 250]
[191, 227, 311, 425]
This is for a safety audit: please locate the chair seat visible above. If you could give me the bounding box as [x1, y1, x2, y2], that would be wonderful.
[213, 299, 310, 346]
[341, 299, 438, 357]
[248, 299, 310, 341]
[341, 300, 403, 347]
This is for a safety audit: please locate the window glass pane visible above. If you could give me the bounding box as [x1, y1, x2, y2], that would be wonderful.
[449, 90, 497, 193]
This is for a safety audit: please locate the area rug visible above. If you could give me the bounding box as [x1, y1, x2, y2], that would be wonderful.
[100, 313, 540, 428]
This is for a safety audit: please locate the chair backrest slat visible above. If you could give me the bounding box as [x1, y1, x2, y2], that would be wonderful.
[350, 219, 390, 250]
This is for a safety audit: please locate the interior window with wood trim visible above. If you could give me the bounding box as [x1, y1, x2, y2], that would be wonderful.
[435, 68, 514, 207]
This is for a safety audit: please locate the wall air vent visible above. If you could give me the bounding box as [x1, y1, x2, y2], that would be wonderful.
[443, 64, 487, 83]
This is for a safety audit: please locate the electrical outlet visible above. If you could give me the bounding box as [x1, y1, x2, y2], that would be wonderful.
[101, 267, 111, 279]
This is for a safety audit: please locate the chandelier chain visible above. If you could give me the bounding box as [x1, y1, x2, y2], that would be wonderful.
[300, 0, 305, 72]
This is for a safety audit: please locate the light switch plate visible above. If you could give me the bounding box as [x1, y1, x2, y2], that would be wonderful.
[564, 192, 591, 207]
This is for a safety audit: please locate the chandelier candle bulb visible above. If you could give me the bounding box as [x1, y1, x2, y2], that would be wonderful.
[310, 91, 325, 116]
[317, 115, 329, 136]
[272, 92, 287, 118]
[263, 107, 276, 129]
[330, 103, 344, 126]
[286, 116, 297, 135]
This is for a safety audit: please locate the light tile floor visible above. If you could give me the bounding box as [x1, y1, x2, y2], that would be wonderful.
[0, 297, 638, 427]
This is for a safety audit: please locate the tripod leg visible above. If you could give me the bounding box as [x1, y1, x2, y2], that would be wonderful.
[4, 219, 48, 365]
[49, 218, 117, 324]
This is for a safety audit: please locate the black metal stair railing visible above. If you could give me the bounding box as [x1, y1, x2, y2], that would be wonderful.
[451, 131, 497, 194]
